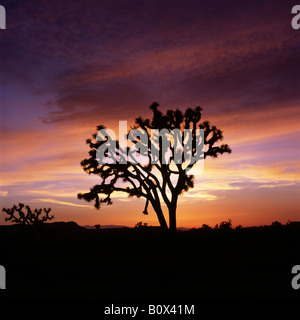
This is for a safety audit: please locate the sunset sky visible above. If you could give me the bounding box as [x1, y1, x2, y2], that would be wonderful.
[0, 0, 299, 228]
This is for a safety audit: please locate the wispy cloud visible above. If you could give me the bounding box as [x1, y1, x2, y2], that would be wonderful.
[31, 198, 91, 208]
[180, 191, 219, 202]
[0, 191, 8, 197]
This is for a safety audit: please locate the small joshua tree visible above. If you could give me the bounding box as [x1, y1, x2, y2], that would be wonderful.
[2, 203, 54, 226]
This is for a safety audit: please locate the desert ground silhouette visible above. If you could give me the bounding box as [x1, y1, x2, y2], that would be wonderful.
[1, 220, 299, 300]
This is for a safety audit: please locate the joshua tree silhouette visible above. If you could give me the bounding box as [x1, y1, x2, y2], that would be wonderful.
[78, 102, 231, 232]
[2, 203, 53, 225]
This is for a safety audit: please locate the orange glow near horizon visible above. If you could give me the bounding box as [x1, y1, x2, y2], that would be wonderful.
[1, 109, 299, 228]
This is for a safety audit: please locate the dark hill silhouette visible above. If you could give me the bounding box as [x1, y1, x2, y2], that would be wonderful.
[0, 221, 83, 233]
[44, 221, 83, 231]
[83, 224, 128, 229]
[0, 220, 300, 300]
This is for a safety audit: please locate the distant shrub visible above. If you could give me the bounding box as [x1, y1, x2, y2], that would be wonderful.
[95, 224, 101, 230]
[271, 221, 282, 228]
[135, 221, 148, 228]
[286, 220, 300, 227]
[215, 219, 232, 231]
[201, 224, 212, 230]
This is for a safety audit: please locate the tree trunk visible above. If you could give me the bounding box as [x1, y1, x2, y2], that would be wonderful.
[150, 199, 168, 231]
[168, 201, 177, 233]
